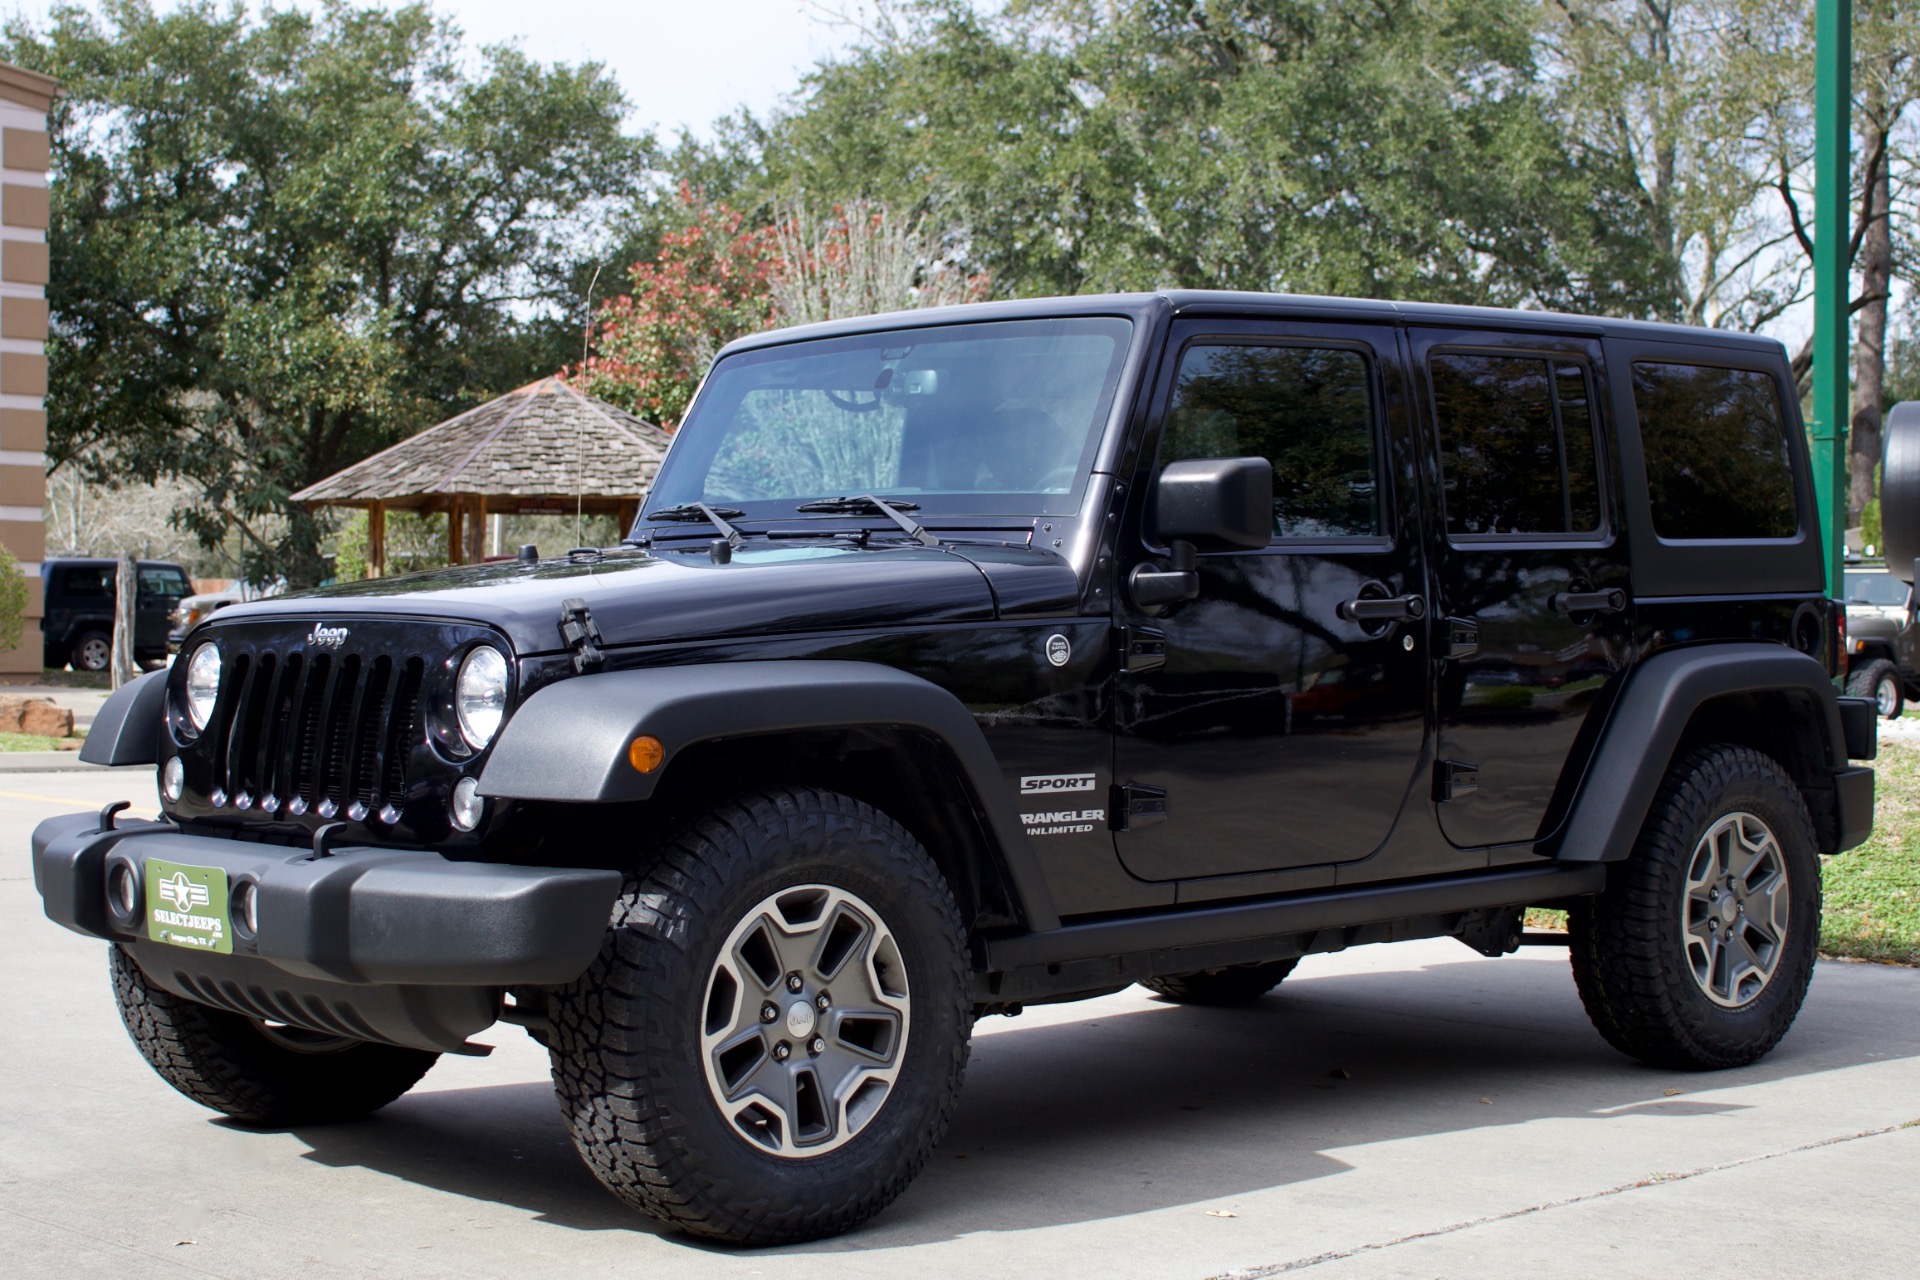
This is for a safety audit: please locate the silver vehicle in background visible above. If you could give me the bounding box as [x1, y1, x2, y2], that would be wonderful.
[1843, 558, 1915, 718]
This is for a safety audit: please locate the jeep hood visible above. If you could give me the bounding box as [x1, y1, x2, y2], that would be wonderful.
[210, 541, 1078, 655]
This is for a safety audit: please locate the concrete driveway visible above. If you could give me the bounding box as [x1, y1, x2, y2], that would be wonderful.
[3, 769, 1916, 1278]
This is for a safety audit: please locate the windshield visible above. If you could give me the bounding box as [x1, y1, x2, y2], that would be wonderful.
[644, 317, 1134, 521]
[1845, 571, 1910, 607]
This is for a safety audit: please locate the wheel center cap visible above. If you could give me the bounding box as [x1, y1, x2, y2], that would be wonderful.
[785, 1001, 817, 1038]
[1719, 897, 1739, 925]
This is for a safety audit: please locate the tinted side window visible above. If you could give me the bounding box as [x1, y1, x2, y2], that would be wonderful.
[60, 567, 112, 598]
[139, 568, 189, 597]
[1632, 362, 1796, 540]
[1162, 344, 1380, 539]
[1429, 352, 1603, 537]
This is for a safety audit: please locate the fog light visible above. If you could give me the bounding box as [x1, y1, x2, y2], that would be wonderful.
[161, 756, 184, 803]
[233, 880, 258, 936]
[108, 863, 137, 919]
[450, 776, 484, 831]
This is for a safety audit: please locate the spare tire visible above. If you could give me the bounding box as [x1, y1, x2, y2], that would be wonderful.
[1880, 400, 1920, 582]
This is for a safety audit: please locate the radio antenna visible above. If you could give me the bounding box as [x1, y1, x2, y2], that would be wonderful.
[575, 262, 603, 550]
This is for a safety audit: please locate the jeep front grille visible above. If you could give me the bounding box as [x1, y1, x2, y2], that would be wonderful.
[208, 645, 425, 816]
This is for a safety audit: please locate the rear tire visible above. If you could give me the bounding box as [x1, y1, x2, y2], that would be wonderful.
[1847, 657, 1905, 720]
[545, 787, 972, 1246]
[1568, 744, 1819, 1071]
[110, 946, 439, 1125]
[1142, 959, 1298, 1006]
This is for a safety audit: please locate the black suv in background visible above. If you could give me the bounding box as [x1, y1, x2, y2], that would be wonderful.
[39, 558, 191, 672]
[37, 293, 1877, 1246]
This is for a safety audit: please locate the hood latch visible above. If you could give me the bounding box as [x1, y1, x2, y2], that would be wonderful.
[559, 597, 605, 674]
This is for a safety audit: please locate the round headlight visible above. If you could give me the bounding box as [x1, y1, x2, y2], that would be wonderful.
[454, 646, 510, 750]
[185, 644, 222, 731]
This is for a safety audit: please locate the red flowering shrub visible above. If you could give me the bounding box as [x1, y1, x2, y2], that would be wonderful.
[575, 186, 778, 427]
[578, 191, 987, 428]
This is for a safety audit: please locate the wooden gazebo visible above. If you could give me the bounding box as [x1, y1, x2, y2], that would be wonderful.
[293, 378, 672, 573]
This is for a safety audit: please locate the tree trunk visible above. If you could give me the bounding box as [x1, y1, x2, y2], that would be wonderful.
[110, 551, 138, 689]
[1851, 128, 1894, 527]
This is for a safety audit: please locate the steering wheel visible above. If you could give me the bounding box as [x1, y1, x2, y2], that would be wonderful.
[824, 389, 884, 414]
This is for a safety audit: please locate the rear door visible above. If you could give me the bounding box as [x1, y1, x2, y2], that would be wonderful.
[1111, 318, 1430, 881]
[136, 564, 190, 650]
[1409, 328, 1632, 848]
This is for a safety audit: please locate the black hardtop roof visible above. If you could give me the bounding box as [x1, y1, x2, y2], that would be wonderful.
[716, 290, 1790, 359]
[43, 557, 187, 570]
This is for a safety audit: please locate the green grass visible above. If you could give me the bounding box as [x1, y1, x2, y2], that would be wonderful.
[1821, 737, 1920, 965]
[1525, 739, 1920, 966]
[35, 668, 111, 689]
[0, 731, 81, 752]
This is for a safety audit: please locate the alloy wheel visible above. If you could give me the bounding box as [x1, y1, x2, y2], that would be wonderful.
[700, 884, 910, 1157]
[1680, 811, 1792, 1009]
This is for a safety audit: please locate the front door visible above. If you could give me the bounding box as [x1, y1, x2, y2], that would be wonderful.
[1112, 319, 1430, 882]
[1409, 328, 1633, 848]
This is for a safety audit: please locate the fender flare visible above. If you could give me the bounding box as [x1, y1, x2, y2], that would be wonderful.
[478, 660, 1061, 930]
[1554, 643, 1851, 862]
[78, 669, 168, 766]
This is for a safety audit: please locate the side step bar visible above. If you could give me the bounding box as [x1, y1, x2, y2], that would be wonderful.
[981, 862, 1605, 973]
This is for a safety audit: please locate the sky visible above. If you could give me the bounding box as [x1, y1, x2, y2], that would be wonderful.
[0, 0, 869, 139]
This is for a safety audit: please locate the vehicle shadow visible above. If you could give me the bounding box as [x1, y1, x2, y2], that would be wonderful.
[285, 952, 1920, 1250]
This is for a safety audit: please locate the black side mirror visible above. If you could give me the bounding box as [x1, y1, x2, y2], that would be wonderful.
[1131, 457, 1274, 611]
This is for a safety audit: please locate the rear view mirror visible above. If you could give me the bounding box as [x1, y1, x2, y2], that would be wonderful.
[1131, 457, 1274, 610]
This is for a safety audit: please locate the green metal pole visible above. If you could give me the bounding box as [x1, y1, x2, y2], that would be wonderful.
[1812, 0, 1852, 598]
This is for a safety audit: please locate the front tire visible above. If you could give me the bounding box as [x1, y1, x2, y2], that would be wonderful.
[1568, 744, 1820, 1071]
[1847, 657, 1905, 720]
[109, 946, 439, 1124]
[545, 787, 971, 1246]
[1143, 959, 1298, 1006]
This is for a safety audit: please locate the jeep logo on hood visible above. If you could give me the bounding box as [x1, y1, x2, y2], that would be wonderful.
[306, 624, 349, 649]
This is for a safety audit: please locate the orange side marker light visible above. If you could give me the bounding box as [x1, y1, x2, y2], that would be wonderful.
[629, 735, 665, 774]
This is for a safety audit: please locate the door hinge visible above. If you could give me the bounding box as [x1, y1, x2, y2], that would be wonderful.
[1119, 625, 1167, 673]
[1433, 759, 1480, 804]
[1111, 781, 1167, 831]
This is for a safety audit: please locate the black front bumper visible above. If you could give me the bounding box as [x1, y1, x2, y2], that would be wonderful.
[33, 810, 621, 1053]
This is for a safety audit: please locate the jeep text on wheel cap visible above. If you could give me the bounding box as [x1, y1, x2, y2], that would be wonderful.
[32, 291, 1879, 1246]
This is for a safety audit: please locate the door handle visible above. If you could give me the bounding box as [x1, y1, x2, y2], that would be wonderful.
[1551, 588, 1627, 615]
[1337, 594, 1426, 624]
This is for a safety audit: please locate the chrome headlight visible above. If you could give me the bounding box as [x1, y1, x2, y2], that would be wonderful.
[454, 646, 510, 750]
[184, 643, 222, 731]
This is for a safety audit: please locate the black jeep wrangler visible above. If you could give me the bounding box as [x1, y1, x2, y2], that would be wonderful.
[35, 293, 1878, 1245]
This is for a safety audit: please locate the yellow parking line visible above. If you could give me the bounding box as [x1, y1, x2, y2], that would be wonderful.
[0, 788, 156, 818]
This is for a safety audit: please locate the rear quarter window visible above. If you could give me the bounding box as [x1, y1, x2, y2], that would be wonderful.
[1632, 362, 1797, 541]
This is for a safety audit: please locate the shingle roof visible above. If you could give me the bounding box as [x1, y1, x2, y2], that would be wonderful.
[292, 378, 672, 506]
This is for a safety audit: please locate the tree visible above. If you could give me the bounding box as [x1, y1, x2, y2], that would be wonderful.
[729, 1, 1672, 311]
[0, 545, 28, 656]
[3, 0, 649, 584]
[768, 197, 987, 325]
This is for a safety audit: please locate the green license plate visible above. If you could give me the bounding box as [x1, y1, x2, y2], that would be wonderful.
[146, 858, 232, 954]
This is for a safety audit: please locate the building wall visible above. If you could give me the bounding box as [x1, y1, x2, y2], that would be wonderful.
[0, 63, 54, 676]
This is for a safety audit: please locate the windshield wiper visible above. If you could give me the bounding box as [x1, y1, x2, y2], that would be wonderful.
[794, 495, 939, 547]
[644, 502, 746, 549]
